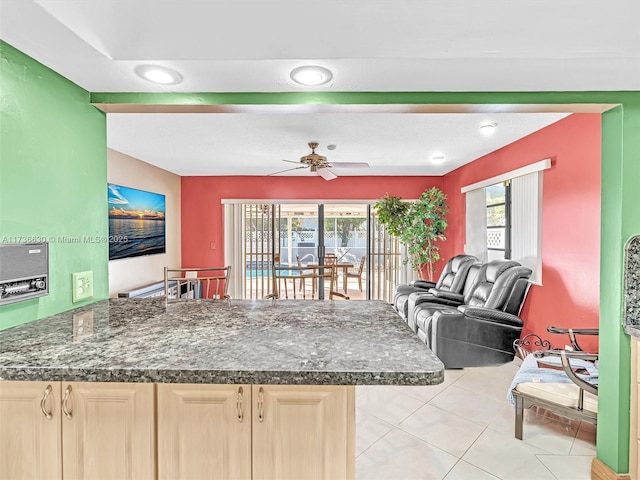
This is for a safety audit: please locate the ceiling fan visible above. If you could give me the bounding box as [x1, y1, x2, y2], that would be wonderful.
[268, 142, 370, 181]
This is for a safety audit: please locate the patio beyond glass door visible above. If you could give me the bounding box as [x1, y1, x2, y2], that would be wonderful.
[322, 204, 368, 299]
[230, 201, 403, 301]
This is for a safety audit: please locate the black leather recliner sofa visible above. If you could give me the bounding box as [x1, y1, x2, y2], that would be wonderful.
[395, 257, 532, 369]
[392, 254, 479, 321]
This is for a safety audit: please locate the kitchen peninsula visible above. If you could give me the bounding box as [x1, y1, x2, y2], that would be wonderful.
[0, 298, 444, 479]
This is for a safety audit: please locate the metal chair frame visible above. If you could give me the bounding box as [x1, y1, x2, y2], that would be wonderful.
[164, 266, 232, 305]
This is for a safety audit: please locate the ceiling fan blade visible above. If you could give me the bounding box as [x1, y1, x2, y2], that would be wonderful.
[327, 162, 370, 169]
[267, 166, 308, 176]
[317, 168, 338, 181]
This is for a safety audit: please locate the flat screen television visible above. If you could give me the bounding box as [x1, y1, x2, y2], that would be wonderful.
[108, 183, 166, 261]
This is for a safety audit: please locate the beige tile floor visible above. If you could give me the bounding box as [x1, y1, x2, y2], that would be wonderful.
[355, 360, 596, 480]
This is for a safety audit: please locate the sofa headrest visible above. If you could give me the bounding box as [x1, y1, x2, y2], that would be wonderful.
[436, 254, 479, 292]
[450, 254, 478, 273]
[485, 260, 521, 283]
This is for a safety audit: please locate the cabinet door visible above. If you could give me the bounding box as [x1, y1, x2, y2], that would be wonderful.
[252, 385, 355, 480]
[0, 381, 62, 479]
[61, 382, 155, 480]
[157, 383, 251, 480]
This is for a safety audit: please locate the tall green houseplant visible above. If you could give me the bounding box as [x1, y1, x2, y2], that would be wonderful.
[374, 187, 449, 281]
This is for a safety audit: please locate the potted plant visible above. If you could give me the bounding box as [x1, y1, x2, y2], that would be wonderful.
[374, 187, 449, 281]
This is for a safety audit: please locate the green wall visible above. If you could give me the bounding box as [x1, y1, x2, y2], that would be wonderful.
[599, 98, 640, 473]
[1, 40, 638, 474]
[0, 41, 108, 328]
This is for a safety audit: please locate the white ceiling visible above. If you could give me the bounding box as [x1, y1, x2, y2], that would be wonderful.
[2, 0, 636, 177]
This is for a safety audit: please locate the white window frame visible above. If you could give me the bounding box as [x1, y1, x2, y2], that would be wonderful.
[462, 159, 550, 285]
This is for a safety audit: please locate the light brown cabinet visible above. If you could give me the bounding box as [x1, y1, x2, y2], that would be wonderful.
[1, 381, 354, 480]
[252, 385, 355, 480]
[157, 384, 355, 480]
[0, 381, 155, 480]
[0, 381, 62, 479]
[157, 383, 252, 480]
[61, 382, 155, 480]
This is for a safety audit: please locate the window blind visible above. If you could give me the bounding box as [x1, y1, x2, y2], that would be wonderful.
[511, 172, 543, 284]
[465, 188, 488, 262]
[223, 203, 245, 299]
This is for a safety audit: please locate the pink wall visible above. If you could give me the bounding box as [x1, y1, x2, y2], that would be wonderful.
[441, 114, 601, 351]
[181, 175, 443, 266]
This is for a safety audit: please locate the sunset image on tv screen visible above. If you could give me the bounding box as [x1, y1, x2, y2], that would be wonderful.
[108, 183, 166, 260]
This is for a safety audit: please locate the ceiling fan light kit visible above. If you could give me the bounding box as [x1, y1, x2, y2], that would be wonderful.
[268, 142, 370, 181]
[480, 122, 498, 135]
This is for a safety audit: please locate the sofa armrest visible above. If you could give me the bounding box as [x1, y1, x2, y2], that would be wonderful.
[456, 305, 524, 327]
[428, 289, 464, 303]
[409, 291, 464, 308]
[410, 279, 437, 290]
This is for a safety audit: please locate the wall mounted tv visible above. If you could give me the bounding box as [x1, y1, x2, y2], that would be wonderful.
[108, 183, 166, 261]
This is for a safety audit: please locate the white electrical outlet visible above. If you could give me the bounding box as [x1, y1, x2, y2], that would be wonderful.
[72, 270, 94, 303]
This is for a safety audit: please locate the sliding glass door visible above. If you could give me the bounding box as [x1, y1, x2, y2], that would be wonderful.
[224, 201, 406, 302]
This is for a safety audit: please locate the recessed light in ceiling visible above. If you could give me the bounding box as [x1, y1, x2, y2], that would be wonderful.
[290, 65, 333, 86]
[431, 155, 446, 163]
[327, 144, 337, 150]
[480, 122, 498, 135]
[135, 64, 183, 85]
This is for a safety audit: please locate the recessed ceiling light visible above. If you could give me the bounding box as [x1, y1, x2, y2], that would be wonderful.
[327, 144, 337, 150]
[480, 122, 498, 135]
[135, 64, 183, 85]
[431, 155, 446, 163]
[290, 65, 333, 86]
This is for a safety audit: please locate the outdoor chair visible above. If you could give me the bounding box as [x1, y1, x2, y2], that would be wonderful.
[509, 327, 599, 440]
[346, 256, 366, 292]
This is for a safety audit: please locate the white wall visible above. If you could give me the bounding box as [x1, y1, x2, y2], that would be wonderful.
[107, 148, 181, 296]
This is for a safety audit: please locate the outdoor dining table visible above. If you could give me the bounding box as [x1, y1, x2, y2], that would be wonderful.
[307, 262, 354, 293]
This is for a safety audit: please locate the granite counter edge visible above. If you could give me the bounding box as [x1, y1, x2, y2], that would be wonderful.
[624, 324, 640, 339]
[0, 367, 445, 386]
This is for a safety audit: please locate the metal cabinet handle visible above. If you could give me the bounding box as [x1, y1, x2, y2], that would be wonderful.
[62, 384, 73, 419]
[40, 384, 53, 420]
[257, 387, 264, 423]
[236, 387, 244, 423]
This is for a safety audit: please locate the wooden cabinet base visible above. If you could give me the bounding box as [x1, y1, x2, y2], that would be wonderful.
[252, 385, 355, 480]
[158, 384, 355, 480]
[1, 381, 354, 480]
[62, 382, 155, 480]
[0, 381, 62, 480]
[157, 384, 252, 480]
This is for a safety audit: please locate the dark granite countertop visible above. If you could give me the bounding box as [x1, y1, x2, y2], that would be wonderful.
[0, 298, 444, 386]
